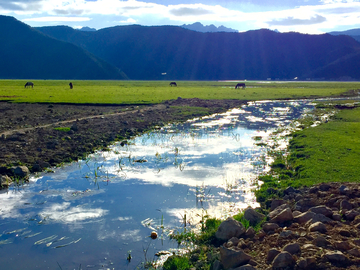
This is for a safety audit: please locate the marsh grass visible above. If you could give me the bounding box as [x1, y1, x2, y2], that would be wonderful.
[0, 80, 358, 104]
[255, 102, 360, 204]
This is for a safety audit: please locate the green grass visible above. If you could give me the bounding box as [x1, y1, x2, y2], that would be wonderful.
[255, 102, 360, 204]
[54, 127, 71, 132]
[0, 80, 359, 104]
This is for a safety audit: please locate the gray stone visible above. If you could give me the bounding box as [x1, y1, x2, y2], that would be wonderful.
[262, 222, 279, 233]
[269, 208, 293, 224]
[309, 205, 333, 218]
[344, 209, 360, 221]
[12, 166, 30, 178]
[268, 204, 290, 219]
[324, 250, 347, 263]
[215, 217, 246, 241]
[219, 246, 251, 269]
[312, 236, 330, 247]
[270, 199, 285, 211]
[283, 243, 301, 255]
[266, 248, 280, 263]
[340, 199, 353, 211]
[294, 211, 316, 224]
[245, 227, 255, 238]
[333, 241, 353, 251]
[232, 265, 256, 270]
[279, 230, 293, 239]
[348, 248, 360, 257]
[0, 175, 12, 188]
[244, 207, 265, 226]
[272, 251, 295, 269]
[305, 213, 332, 225]
[308, 221, 327, 233]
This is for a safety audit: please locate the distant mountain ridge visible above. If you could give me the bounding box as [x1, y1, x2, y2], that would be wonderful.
[328, 28, 360, 43]
[37, 24, 360, 80]
[1, 15, 360, 80]
[181, 22, 238, 33]
[0, 15, 128, 80]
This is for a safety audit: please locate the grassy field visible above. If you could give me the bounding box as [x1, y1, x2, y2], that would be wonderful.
[255, 101, 360, 203]
[0, 80, 359, 104]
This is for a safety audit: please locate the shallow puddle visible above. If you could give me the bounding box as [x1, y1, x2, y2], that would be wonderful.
[0, 100, 315, 269]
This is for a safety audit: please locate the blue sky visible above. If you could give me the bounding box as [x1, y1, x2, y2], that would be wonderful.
[1, 0, 360, 33]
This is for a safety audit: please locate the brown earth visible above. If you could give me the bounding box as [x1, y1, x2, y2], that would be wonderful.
[0, 98, 247, 184]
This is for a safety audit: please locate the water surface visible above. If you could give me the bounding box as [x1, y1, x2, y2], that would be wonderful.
[0, 100, 315, 269]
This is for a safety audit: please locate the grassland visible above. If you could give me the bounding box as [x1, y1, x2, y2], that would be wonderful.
[1, 80, 359, 104]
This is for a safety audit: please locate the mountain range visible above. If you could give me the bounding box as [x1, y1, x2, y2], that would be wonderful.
[1, 15, 360, 81]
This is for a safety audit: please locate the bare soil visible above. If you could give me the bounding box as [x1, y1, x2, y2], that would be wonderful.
[0, 98, 246, 178]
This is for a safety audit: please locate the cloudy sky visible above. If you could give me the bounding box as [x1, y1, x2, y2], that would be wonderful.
[1, 0, 360, 34]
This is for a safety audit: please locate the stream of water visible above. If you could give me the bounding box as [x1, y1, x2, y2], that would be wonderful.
[0, 100, 315, 269]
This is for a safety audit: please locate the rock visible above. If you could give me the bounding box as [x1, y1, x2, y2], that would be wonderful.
[339, 229, 351, 237]
[227, 237, 239, 247]
[215, 217, 246, 241]
[272, 251, 295, 269]
[232, 265, 256, 270]
[333, 241, 353, 251]
[279, 230, 293, 239]
[284, 186, 297, 195]
[312, 236, 330, 247]
[294, 211, 316, 224]
[270, 199, 285, 211]
[244, 207, 265, 226]
[348, 248, 360, 257]
[268, 204, 290, 219]
[308, 221, 327, 233]
[245, 227, 255, 238]
[269, 208, 293, 224]
[339, 185, 351, 196]
[262, 222, 279, 233]
[305, 213, 332, 225]
[266, 248, 280, 263]
[283, 242, 301, 255]
[212, 260, 222, 270]
[340, 199, 353, 211]
[332, 213, 342, 221]
[344, 210, 360, 221]
[0, 175, 12, 188]
[11, 166, 30, 178]
[319, 183, 331, 191]
[324, 250, 348, 264]
[309, 205, 333, 218]
[219, 246, 251, 269]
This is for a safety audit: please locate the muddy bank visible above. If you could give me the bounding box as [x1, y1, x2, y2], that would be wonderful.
[0, 98, 246, 187]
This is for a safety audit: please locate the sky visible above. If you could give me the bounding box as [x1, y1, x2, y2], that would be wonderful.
[1, 0, 360, 34]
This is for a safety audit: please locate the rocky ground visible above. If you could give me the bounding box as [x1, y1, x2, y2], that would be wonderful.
[206, 182, 360, 270]
[0, 98, 246, 187]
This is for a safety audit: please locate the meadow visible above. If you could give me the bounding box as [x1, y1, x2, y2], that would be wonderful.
[0, 80, 359, 104]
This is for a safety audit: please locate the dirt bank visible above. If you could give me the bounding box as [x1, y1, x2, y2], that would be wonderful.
[0, 98, 246, 185]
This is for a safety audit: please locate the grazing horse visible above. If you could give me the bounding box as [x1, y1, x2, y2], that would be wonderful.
[235, 83, 246, 89]
[170, 82, 177, 87]
[69, 82, 73, 89]
[24, 82, 34, 88]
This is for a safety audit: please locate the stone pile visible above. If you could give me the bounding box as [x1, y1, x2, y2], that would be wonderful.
[213, 182, 360, 270]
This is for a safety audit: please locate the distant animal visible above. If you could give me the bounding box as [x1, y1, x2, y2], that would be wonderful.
[24, 82, 34, 88]
[69, 82, 73, 89]
[235, 83, 246, 89]
[170, 82, 177, 87]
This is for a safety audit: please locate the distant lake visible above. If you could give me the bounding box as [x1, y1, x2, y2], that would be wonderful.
[0, 100, 315, 269]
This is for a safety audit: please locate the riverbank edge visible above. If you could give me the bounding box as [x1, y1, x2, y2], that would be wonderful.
[162, 100, 360, 270]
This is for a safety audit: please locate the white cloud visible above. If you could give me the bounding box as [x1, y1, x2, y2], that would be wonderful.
[23, 16, 91, 22]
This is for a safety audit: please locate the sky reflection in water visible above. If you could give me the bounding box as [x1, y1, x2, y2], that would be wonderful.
[0, 100, 314, 269]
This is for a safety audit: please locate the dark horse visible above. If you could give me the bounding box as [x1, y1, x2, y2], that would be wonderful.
[235, 83, 246, 89]
[170, 82, 177, 87]
[24, 82, 34, 88]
